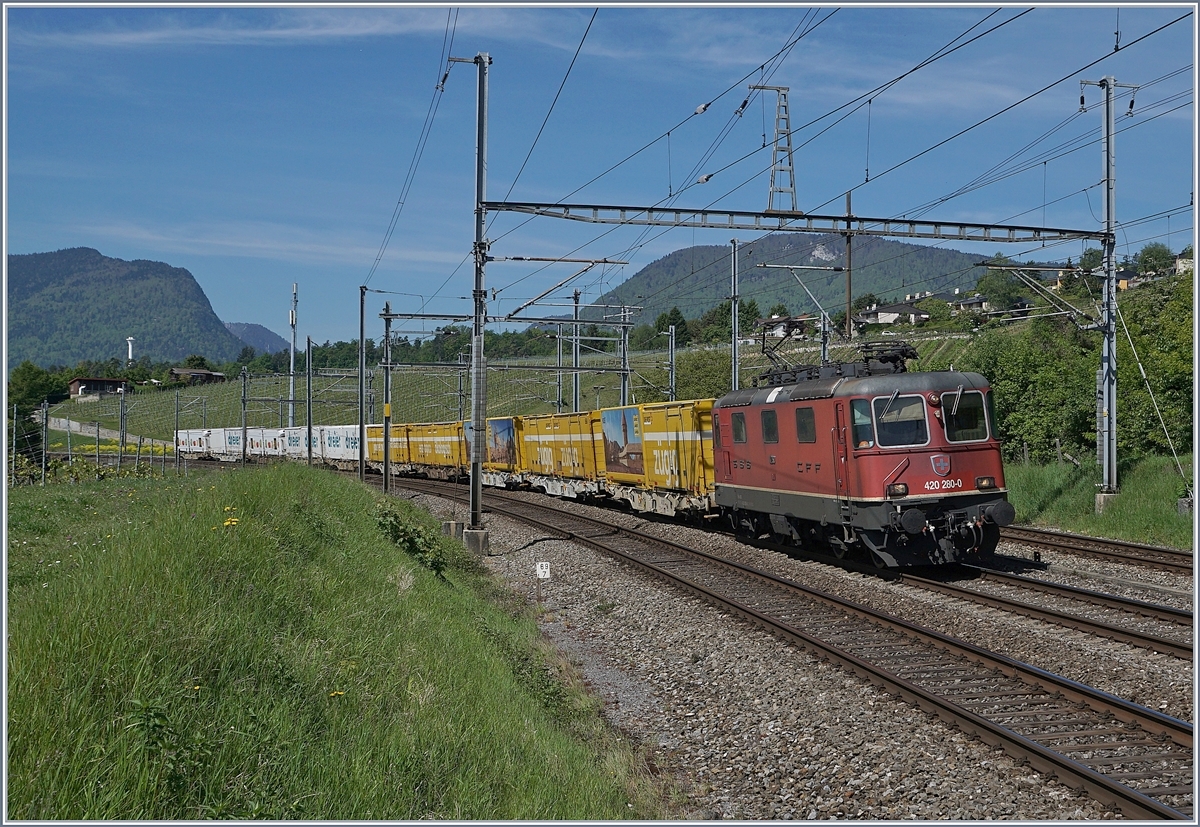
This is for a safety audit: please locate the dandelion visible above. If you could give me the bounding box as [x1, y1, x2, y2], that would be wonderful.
[193, 685, 201, 691]
[329, 690, 345, 697]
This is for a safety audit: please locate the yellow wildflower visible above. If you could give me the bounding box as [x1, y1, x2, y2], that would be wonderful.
[329, 690, 345, 697]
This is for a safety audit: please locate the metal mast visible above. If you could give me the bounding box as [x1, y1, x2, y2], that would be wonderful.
[1082, 75, 1136, 508]
[452, 51, 492, 537]
[751, 85, 797, 212]
[289, 283, 297, 427]
[730, 238, 740, 391]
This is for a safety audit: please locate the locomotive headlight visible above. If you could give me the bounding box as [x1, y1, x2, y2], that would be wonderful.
[886, 482, 908, 498]
[975, 476, 996, 490]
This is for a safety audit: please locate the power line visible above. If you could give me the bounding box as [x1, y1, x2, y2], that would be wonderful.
[804, 10, 1192, 213]
[364, 9, 459, 287]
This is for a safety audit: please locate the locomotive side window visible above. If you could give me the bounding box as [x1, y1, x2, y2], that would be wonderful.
[872, 395, 929, 447]
[713, 412, 721, 449]
[795, 407, 816, 443]
[944, 390, 989, 442]
[851, 400, 874, 448]
[731, 412, 747, 443]
[761, 410, 779, 443]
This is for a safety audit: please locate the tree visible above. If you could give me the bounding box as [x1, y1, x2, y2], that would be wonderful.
[237, 346, 257, 364]
[1135, 242, 1174, 275]
[1079, 247, 1103, 271]
[976, 262, 1024, 311]
[914, 298, 952, 324]
[738, 298, 761, 334]
[663, 307, 690, 345]
[8, 361, 64, 414]
[851, 293, 879, 312]
[768, 302, 789, 317]
[183, 354, 213, 370]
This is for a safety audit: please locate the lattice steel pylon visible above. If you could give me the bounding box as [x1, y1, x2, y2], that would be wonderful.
[752, 85, 797, 213]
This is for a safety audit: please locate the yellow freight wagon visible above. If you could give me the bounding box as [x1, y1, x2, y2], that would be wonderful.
[407, 421, 468, 478]
[366, 423, 410, 466]
[519, 410, 603, 497]
[600, 400, 715, 516]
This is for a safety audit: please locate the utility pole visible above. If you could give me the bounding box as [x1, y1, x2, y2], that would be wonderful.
[306, 335, 313, 467]
[289, 283, 297, 427]
[619, 305, 630, 406]
[844, 191, 854, 340]
[383, 302, 392, 494]
[730, 238, 740, 392]
[450, 50, 492, 552]
[667, 324, 676, 401]
[240, 367, 248, 466]
[358, 284, 366, 482]
[573, 289, 581, 412]
[556, 323, 563, 413]
[1082, 75, 1136, 511]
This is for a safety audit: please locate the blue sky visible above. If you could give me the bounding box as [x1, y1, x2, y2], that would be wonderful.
[5, 4, 1195, 349]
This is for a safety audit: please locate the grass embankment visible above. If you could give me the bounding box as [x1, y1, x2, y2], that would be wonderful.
[7, 464, 669, 819]
[1005, 453, 1194, 550]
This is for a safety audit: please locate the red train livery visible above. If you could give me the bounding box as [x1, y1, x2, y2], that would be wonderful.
[713, 349, 1015, 567]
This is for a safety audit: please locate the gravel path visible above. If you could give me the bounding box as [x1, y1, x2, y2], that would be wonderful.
[403, 490, 1159, 819]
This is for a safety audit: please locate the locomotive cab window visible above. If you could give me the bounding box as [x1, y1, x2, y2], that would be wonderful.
[943, 389, 989, 442]
[851, 400, 874, 448]
[795, 406, 816, 443]
[873, 395, 929, 447]
[761, 409, 778, 444]
[731, 411, 747, 443]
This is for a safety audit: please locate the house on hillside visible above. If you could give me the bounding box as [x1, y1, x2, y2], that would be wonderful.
[69, 377, 130, 400]
[169, 367, 227, 385]
[859, 302, 930, 325]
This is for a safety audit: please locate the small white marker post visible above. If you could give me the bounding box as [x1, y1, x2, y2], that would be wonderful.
[535, 561, 550, 602]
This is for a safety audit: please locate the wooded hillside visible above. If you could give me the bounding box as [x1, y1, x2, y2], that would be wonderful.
[7, 248, 247, 370]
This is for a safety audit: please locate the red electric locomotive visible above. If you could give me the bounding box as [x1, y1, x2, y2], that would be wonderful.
[712, 344, 1015, 567]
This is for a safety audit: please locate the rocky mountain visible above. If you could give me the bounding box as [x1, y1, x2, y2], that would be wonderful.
[7, 247, 248, 370]
[225, 322, 290, 354]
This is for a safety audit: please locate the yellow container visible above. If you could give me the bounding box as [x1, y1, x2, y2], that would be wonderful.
[366, 424, 410, 464]
[520, 411, 601, 480]
[408, 421, 467, 469]
[602, 400, 714, 495]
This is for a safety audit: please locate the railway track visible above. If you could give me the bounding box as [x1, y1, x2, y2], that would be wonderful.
[899, 567, 1193, 660]
[400, 480, 1192, 820]
[1000, 526, 1193, 575]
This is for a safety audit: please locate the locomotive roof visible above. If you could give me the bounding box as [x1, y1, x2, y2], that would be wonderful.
[715, 369, 990, 408]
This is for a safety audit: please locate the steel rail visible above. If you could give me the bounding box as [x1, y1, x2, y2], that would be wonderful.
[1001, 526, 1193, 574]
[899, 572, 1192, 659]
[967, 565, 1194, 625]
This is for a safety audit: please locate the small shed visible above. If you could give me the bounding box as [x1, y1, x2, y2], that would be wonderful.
[169, 368, 228, 385]
[69, 377, 130, 398]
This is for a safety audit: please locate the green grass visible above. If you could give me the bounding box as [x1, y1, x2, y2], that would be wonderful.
[7, 464, 673, 819]
[1004, 453, 1194, 550]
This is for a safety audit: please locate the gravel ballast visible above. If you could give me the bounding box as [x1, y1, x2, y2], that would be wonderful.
[403, 490, 1159, 819]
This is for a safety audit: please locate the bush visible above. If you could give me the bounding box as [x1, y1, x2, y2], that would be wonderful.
[374, 501, 476, 578]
